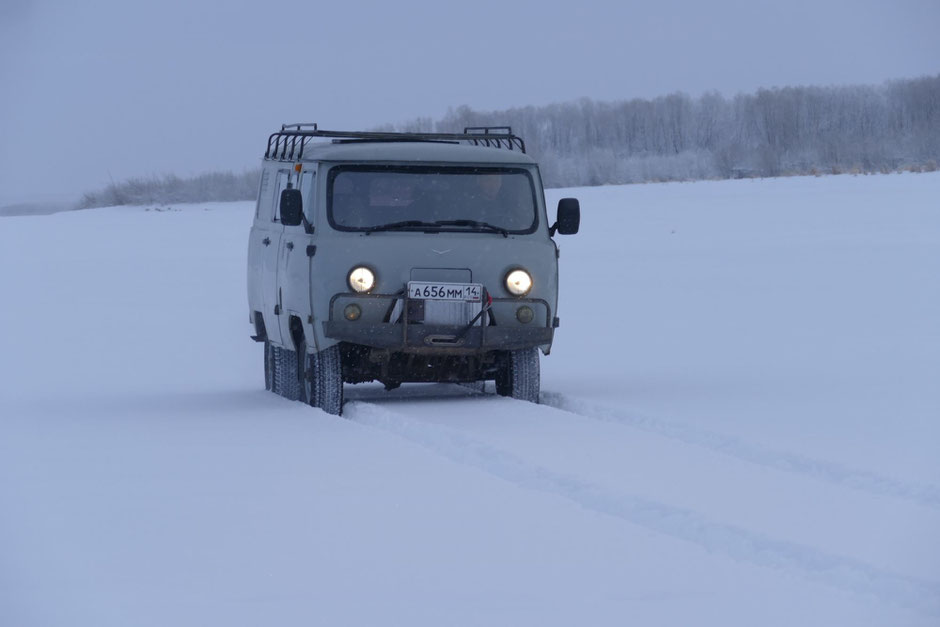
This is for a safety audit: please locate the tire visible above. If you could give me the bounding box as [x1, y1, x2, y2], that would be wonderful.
[314, 345, 344, 416]
[264, 341, 276, 392]
[275, 346, 301, 401]
[495, 348, 540, 403]
[299, 345, 317, 407]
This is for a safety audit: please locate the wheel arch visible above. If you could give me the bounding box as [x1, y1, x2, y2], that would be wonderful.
[288, 314, 306, 352]
[252, 311, 267, 341]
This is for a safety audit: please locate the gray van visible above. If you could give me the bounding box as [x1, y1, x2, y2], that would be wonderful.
[247, 125, 579, 414]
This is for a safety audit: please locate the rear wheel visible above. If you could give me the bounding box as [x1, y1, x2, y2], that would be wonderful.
[264, 341, 276, 392]
[274, 346, 301, 401]
[495, 348, 540, 403]
[299, 345, 317, 407]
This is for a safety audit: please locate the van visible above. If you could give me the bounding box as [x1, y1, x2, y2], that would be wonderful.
[247, 124, 579, 414]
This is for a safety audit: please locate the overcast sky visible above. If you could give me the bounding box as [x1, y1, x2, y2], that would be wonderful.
[1, 0, 938, 203]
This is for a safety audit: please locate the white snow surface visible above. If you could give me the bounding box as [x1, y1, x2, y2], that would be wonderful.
[1, 173, 939, 626]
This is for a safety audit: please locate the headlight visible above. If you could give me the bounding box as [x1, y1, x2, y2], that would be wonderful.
[348, 266, 375, 293]
[505, 269, 532, 296]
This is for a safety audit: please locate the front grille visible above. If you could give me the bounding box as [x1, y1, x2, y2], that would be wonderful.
[390, 296, 482, 325]
[423, 299, 482, 325]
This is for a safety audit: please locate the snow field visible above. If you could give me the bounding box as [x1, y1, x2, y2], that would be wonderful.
[1, 173, 939, 626]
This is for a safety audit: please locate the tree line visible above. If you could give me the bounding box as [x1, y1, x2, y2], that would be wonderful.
[81, 75, 939, 207]
[79, 170, 260, 209]
[392, 74, 940, 187]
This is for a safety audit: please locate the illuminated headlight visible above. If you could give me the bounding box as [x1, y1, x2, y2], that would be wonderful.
[348, 266, 376, 293]
[505, 269, 532, 296]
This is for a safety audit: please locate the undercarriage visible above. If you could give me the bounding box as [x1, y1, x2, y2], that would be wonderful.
[340, 342, 503, 389]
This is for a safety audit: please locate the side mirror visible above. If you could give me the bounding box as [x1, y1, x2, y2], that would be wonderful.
[279, 188, 303, 227]
[552, 198, 580, 235]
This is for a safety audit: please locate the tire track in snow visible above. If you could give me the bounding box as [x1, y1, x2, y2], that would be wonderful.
[345, 400, 940, 618]
[541, 392, 940, 511]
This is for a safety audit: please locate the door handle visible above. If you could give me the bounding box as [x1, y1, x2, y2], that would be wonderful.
[286, 241, 294, 251]
[262, 237, 271, 246]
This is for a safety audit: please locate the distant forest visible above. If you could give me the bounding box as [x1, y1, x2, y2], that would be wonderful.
[81, 75, 939, 207]
[399, 74, 940, 187]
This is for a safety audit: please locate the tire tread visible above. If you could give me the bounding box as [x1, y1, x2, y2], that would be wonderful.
[496, 348, 540, 403]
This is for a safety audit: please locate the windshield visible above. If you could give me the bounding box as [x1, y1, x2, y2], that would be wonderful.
[328, 166, 538, 233]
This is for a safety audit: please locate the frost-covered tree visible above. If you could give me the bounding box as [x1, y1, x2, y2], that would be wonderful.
[434, 75, 940, 186]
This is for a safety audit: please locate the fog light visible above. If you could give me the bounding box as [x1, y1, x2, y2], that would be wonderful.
[344, 304, 362, 321]
[516, 305, 534, 324]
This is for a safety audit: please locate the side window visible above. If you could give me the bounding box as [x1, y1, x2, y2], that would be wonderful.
[300, 170, 316, 223]
[255, 169, 271, 219]
[272, 170, 290, 223]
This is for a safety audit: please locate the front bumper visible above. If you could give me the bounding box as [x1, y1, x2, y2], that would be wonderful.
[323, 291, 554, 353]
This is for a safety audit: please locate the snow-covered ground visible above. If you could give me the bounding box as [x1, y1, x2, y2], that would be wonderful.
[1, 173, 938, 626]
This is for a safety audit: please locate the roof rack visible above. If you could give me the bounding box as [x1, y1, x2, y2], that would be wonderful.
[265, 124, 526, 161]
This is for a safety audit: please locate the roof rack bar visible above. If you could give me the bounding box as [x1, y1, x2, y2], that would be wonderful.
[463, 126, 513, 135]
[264, 126, 526, 160]
[290, 134, 303, 160]
[282, 122, 319, 131]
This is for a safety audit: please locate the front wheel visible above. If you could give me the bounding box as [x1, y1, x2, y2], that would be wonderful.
[303, 345, 344, 416]
[495, 348, 540, 403]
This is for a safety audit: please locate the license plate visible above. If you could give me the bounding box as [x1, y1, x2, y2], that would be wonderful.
[408, 281, 482, 302]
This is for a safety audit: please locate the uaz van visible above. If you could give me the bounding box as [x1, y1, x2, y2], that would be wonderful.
[247, 124, 579, 414]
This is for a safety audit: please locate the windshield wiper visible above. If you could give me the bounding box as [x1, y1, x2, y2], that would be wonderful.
[363, 220, 442, 234]
[434, 220, 509, 237]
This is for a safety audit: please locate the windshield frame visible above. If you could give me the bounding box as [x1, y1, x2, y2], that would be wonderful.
[326, 164, 540, 235]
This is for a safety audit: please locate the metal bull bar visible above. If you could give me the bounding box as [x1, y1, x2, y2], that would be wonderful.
[324, 287, 553, 352]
